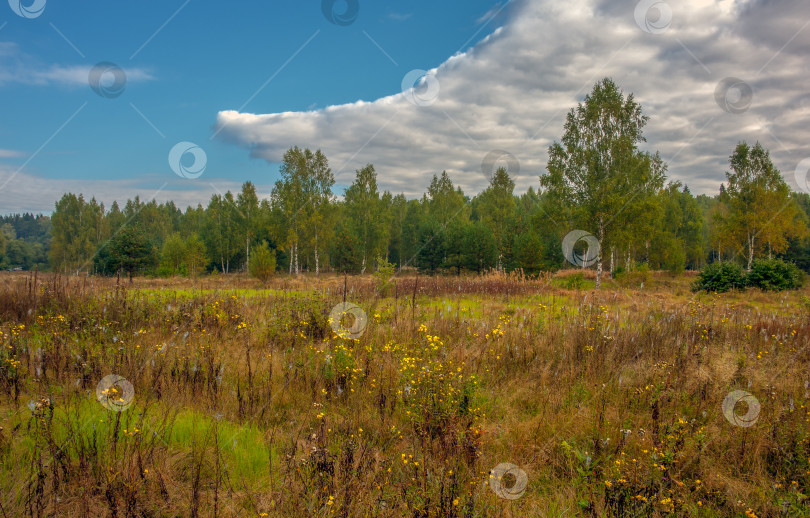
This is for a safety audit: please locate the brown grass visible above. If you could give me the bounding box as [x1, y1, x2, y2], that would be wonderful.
[0, 270, 808, 517]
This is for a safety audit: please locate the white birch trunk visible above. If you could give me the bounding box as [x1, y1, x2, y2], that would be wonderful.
[315, 233, 320, 275]
[595, 216, 604, 289]
[747, 233, 754, 271]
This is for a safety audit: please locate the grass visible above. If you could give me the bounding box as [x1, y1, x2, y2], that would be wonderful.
[0, 270, 808, 517]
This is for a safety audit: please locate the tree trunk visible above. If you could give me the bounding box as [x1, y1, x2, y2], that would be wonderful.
[595, 216, 604, 290]
[610, 247, 615, 276]
[315, 233, 320, 275]
[294, 243, 299, 275]
[747, 233, 754, 271]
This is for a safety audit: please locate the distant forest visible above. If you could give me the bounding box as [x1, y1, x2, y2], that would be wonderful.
[3, 155, 808, 279]
[3, 80, 808, 279]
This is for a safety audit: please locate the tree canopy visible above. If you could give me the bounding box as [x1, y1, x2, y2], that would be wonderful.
[2, 79, 803, 283]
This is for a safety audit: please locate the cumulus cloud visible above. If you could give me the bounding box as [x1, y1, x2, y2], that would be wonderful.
[215, 0, 810, 197]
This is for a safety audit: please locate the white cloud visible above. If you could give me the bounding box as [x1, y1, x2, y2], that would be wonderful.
[0, 149, 23, 159]
[0, 167, 255, 215]
[0, 42, 154, 87]
[476, 3, 508, 24]
[215, 0, 810, 196]
[387, 12, 413, 22]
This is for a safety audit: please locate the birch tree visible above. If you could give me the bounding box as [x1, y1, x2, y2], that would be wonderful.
[541, 78, 666, 288]
[722, 142, 805, 270]
[343, 164, 388, 273]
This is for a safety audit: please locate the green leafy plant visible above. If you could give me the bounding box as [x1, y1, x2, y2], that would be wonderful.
[692, 262, 746, 292]
[373, 256, 396, 296]
[249, 241, 277, 283]
[745, 258, 804, 291]
[564, 272, 585, 290]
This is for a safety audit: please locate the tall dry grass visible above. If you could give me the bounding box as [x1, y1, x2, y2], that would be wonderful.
[0, 270, 807, 517]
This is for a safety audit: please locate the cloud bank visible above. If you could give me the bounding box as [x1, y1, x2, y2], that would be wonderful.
[215, 0, 810, 197]
[0, 167, 250, 215]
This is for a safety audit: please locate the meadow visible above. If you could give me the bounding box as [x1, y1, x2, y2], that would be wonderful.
[0, 270, 808, 517]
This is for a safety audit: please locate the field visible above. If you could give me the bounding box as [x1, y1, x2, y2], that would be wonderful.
[0, 270, 808, 517]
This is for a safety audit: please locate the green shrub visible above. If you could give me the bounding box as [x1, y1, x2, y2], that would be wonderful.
[249, 242, 277, 283]
[746, 259, 804, 291]
[563, 272, 585, 290]
[692, 262, 746, 292]
[373, 256, 396, 296]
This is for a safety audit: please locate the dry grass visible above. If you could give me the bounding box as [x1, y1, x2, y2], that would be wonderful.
[0, 270, 808, 517]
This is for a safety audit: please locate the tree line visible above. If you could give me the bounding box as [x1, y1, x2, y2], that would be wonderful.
[3, 79, 808, 279]
[0, 213, 50, 270]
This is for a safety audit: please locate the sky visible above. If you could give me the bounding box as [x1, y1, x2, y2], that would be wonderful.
[0, 0, 809, 214]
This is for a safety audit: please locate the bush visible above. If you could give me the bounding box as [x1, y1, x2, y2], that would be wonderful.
[746, 258, 804, 291]
[563, 272, 585, 290]
[249, 242, 277, 283]
[692, 262, 746, 292]
[373, 256, 396, 296]
[613, 262, 653, 288]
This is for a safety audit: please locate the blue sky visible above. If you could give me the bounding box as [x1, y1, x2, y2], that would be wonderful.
[2, 0, 809, 213]
[0, 0, 508, 211]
